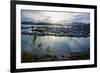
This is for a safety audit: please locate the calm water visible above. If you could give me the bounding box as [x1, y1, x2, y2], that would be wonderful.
[21, 34, 90, 60]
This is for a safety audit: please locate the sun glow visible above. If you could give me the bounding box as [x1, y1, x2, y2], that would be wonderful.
[32, 12, 74, 24]
[33, 15, 47, 21]
[43, 12, 73, 24]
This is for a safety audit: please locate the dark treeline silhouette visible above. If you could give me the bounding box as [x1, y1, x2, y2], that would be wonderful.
[21, 21, 90, 37]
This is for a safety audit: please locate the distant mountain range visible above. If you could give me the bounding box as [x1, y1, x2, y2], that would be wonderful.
[21, 21, 89, 25]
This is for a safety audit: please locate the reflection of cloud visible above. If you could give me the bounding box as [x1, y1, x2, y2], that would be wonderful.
[21, 10, 90, 24]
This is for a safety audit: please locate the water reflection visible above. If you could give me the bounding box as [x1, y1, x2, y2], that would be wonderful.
[21, 35, 90, 62]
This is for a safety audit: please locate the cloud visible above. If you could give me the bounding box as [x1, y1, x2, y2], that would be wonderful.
[21, 10, 90, 24]
[71, 13, 90, 23]
[21, 10, 44, 23]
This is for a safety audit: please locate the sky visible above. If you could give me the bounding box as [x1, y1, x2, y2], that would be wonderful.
[21, 10, 90, 24]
